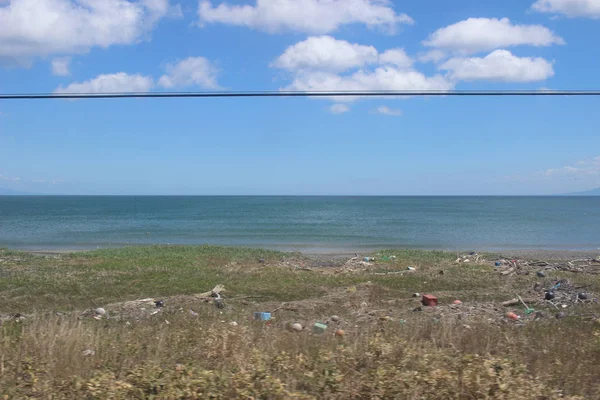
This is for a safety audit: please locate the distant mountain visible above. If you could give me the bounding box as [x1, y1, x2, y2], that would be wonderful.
[564, 187, 600, 196]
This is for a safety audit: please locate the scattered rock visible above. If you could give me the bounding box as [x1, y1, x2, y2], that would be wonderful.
[536, 271, 546, 278]
[330, 315, 340, 322]
[230, 321, 238, 327]
[82, 349, 95, 357]
[578, 293, 588, 300]
[155, 300, 165, 308]
[545, 291, 555, 301]
[556, 312, 566, 319]
[94, 308, 106, 316]
[291, 323, 303, 332]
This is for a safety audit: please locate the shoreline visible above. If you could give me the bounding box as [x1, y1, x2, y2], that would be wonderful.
[8, 244, 598, 261]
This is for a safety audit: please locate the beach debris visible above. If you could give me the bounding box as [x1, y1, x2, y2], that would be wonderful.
[254, 312, 271, 321]
[545, 291, 556, 301]
[439, 270, 445, 275]
[412, 293, 421, 298]
[578, 293, 588, 300]
[229, 321, 238, 327]
[259, 258, 265, 263]
[197, 284, 225, 299]
[453, 300, 463, 305]
[94, 307, 106, 316]
[312, 322, 328, 334]
[422, 294, 438, 307]
[363, 257, 375, 262]
[330, 315, 340, 322]
[495, 261, 502, 267]
[556, 312, 566, 319]
[82, 349, 95, 357]
[407, 266, 416, 271]
[502, 298, 520, 307]
[291, 323, 303, 332]
[155, 300, 165, 308]
[335, 329, 345, 337]
[189, 309, 199, 317]
[506, 312, 520, 321]
[536, 271, 546, 278]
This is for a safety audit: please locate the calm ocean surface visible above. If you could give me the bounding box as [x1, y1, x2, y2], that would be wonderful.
[0, 196, 599, 252]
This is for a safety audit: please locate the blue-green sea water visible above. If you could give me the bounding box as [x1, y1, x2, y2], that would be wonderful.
[0, 196, 599, 252]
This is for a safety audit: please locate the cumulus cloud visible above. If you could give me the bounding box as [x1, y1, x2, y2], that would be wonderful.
[423, 17, 564, 54]
[53, 56, 220, 94]
[272, 36, 378, 72]
[379, 48, 413, 68]
[198, 0, 413, 34]
[286, 68, 453, 102]
[439, 50, 554, 82]
[51, 57, 71, 76]
[273, 36, 453, 105]
[418, 49, 447, 63]
[330, 104, 350, 114]
[157, 57, 220, 89]
[0, 0, 178, 65]
[373, 106, 402, 116]
[532, 0, 600, 18]
[54, 72, 154, 94]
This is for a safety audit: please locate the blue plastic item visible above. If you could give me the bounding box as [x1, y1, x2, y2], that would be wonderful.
[495, 261, 502, 267]
[254, 312, 271, 321]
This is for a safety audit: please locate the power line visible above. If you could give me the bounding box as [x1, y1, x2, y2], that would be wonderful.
[1, 90, 600, 100]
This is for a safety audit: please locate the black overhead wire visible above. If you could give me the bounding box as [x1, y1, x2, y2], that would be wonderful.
[0, 90, 600, 100]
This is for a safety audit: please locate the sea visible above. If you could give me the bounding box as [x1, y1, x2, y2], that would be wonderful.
[0, 196, 599, 253]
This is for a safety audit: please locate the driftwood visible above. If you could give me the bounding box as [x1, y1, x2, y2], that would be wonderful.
[197, 284, 224, 298]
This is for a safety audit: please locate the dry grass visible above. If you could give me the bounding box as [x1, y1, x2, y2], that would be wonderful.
[1, 246, 600, 399]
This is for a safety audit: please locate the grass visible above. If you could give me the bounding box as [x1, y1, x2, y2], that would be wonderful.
[1, 245, 600, 398]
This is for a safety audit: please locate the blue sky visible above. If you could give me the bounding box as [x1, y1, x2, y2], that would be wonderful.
[1, 0, 600, 195]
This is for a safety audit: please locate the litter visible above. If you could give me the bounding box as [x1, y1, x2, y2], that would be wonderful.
[453, 300, 463, 305]
[506, 312, 520, 321]
[407, 266, 416, 271]
[536, 271, 546, 278]
[254, 312, 271, 321]
[422, 294, 438, 307]
[312, 322, 328, 334]
[335, 329, 345, 337]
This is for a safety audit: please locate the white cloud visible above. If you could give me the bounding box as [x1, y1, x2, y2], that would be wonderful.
[330, 104, 350, 114]
[0, 0, 177, 64]
[439, 49, 554, 82]
[273, 37, 452, 103]
[158, 57, 220, 89]
[0, 173, 21, 182]
[379, 48, 412, 68]
[532, 0, 600, 18]
[198, 0, 414, 34]
[272, 36, 378, 72]
[374, 106, 402, 116]
[51, 56, 71, 76]
[54, 72, 154, 93]
[423, 17, 564, 54]
[418, 49, 447, 63]
[286, 67, 453, 102]
[541, 156, 600, 177]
